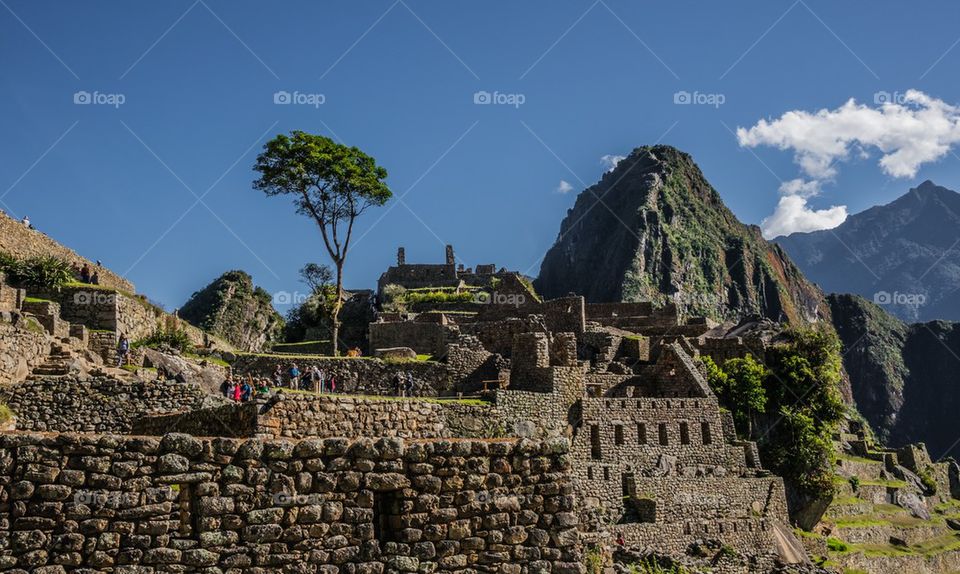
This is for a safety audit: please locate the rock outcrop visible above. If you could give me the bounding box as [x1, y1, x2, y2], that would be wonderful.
[179, 270, 283, 352]
[535, 145, 826, 325]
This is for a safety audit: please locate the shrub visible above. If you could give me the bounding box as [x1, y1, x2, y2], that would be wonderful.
[2, 255, 73, 291]
[135, 326, 192, 352]
[849, 476, 861, 492]
[826, 537, 850, 552]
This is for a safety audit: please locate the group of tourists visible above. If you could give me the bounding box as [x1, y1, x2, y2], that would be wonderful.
[220, 375, 271, 402]
[272, 363, 338, 394]
[74, 262, 100, 285]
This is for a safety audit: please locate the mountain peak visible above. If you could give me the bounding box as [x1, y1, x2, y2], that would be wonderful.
[536, 145, 825, 325]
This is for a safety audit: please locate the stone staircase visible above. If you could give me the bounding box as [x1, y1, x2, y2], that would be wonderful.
[27, 341, 77, 381]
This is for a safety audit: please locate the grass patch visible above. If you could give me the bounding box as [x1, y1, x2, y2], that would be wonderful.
[22, 317, 45, 335]
[23, 296, 53, 304]
[827, 538, 851, 553]
[859, 478, 908, 488]
[0, 403, 14, 425]
[837, 453, 883, 465]
[184, 353, 230, 368]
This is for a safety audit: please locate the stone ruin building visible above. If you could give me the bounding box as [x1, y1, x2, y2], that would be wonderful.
[2, 233, 954, 572]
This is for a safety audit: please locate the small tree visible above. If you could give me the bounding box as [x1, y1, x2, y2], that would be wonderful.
[254, 132, 391, 355]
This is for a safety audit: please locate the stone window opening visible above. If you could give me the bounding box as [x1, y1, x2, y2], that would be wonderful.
[614, 424, 624, 446]
[373, 491, 403, 544]
[679, 422, 690, 445]
[603, 467, 610, 481]
[590, 425, 602, 459]
[587, 466, 594, 480]
[177, 484, 198, 537]
[637, 422, 647, 445]
[701, 422, 713, 445]
[658, 423, 668, 446]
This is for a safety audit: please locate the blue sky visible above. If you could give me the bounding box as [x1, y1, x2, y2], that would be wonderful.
[3, 1, 960, 310]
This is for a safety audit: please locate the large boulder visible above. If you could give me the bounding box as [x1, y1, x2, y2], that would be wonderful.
[142, 348, 227, 395]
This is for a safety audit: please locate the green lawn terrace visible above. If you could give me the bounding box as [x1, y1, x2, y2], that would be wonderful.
[799, 419, 960, 572]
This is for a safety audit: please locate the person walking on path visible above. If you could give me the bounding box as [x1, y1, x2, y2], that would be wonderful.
[116, 334, 130, 368]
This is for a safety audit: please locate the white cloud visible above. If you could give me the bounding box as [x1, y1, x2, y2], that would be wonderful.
[737, 90, 960, 179]
[555, 180, 574, 194]
[600, 154, 626, 172]
[739, 90, 960, 236]
[778, 178, 821, 198]
[761, 195, 848, 239]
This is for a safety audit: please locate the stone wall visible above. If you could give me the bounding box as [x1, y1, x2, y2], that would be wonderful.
[0, 432, 583, 573]
[368, 321, 450, 356]
[132, 394, 504, 442]
[230, 355, 453, 396]
[131, 402, 260, 438]
[574, 396, 745, 470]
[0, 278, 25, 312]
[36, 286, 214, 348]
[475, 296, 585, 335]
[0, 321, 49, 385]
[0, 378, 220, 433]
[0, 211, 134, 292]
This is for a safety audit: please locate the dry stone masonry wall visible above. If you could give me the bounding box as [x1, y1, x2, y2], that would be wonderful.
[0, 432, 583, 573]
[1, 379, 219, 433]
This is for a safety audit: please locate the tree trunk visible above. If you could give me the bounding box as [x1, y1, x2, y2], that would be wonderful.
[331, 261, 344, 356]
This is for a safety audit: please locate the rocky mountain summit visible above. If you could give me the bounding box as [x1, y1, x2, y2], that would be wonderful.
[535, 145, 826, 326]
[179, 270, 283, 352]
[778, 180, 960, 322]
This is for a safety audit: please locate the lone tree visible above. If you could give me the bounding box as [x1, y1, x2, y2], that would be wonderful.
[254, 131, 391, 355]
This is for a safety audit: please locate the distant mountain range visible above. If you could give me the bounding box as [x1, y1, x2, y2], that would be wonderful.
[776, 180, 960, 323]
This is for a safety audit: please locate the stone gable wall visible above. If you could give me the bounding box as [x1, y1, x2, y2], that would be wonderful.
[0, 432, 583, 573]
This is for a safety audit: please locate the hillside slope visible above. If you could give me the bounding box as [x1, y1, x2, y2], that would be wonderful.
[535, 145, 826, 325]
[829, 294, 960, 459]
[778, 180, 960, 322]
[179, 270, 284, 353]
